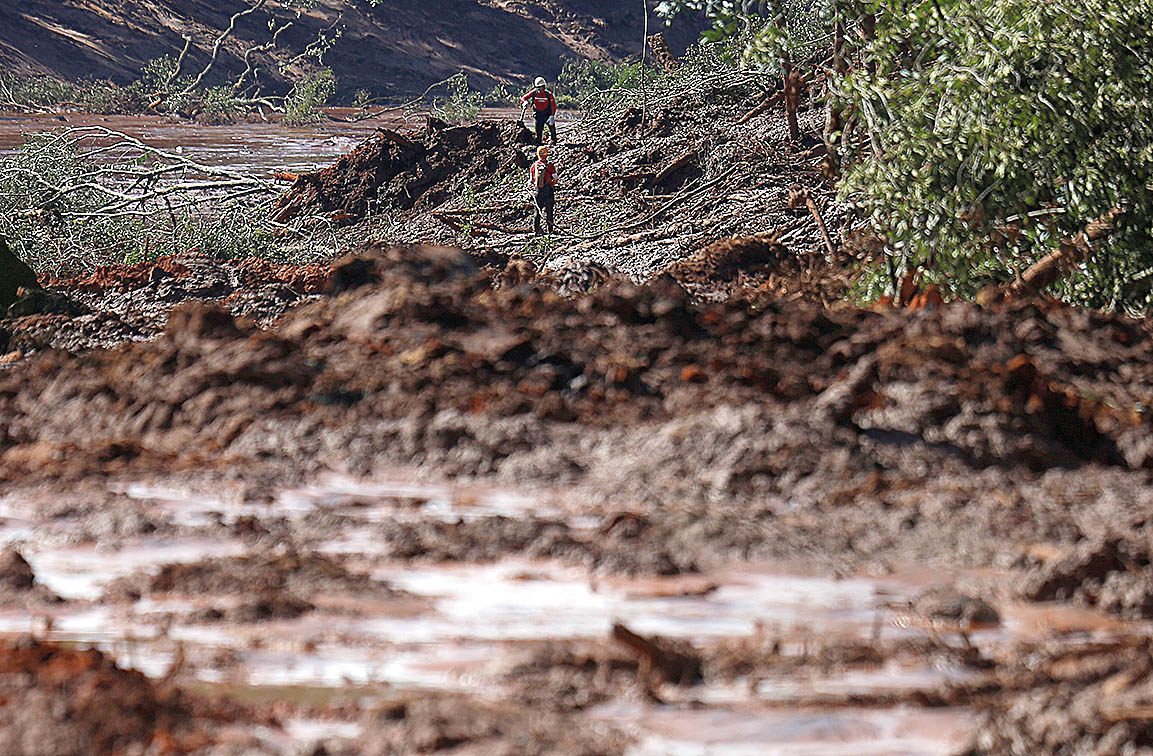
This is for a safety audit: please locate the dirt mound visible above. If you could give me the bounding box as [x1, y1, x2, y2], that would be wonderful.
[359, 695, 631, 755]
[0, 549, 62, 605]
[275, 119, 534, 224]
[377, 514, 690, 575]
[103, 548, 398, 602]
[5, 244, 1153, 487]
[0, 639, 216, 756]
[0, 253, 331, 361]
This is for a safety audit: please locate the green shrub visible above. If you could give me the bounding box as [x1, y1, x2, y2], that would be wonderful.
[554, 58, 644, 108]
[839, 0, 1153, 310]
[283, 68, 336, 125]
[432, 73, 481, 123]
[660, 0, 1153, 311]
[482, 83, 513, 107]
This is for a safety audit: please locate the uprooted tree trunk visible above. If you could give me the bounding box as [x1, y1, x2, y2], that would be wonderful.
[784, 68, 803, 143]
[647, 33, 679, 73]
[1010, 208, 1123, 295]
[769, 0, 802, 143]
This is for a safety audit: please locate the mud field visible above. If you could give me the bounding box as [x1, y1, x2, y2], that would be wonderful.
[4, 83, 1153, 755]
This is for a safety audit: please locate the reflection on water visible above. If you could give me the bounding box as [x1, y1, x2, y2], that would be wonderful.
[0, 108, 540, 176]
[607, 705, 975, 756]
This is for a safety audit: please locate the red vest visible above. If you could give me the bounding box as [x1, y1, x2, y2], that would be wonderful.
[521, 89, 557, 114]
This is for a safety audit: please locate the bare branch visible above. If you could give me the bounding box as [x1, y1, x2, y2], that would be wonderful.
[234, 20, 294, 93]
[182, 0, 270, 95]
[165, 35, 194, 92]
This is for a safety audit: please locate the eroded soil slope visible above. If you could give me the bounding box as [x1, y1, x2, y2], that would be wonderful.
[0, 0, 705, 98]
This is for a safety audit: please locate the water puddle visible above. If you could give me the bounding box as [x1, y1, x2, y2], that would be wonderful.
[0, 472, 1133, 753]
[606, 705, 975, 756]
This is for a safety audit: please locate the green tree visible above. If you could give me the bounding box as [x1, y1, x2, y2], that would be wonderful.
[660, 0, 1153, 310]
[283, 68, 336, 125]
[841, 0, 1153, 309]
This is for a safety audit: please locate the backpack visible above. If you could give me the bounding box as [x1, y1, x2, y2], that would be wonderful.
[534, 161, 549, 189]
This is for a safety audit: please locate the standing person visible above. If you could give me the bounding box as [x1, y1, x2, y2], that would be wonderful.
[520, 77, 558, 146]
[529, 145, 557, 235]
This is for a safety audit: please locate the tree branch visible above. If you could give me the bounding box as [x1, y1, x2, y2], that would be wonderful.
[182, 0, 269, 95]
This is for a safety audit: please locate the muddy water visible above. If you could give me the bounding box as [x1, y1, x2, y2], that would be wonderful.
[1, 473, 1129, 754]
[0, 108, 576, 176]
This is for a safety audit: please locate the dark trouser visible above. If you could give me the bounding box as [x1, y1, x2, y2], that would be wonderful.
[534, 185, 555, 235]
[534, 110, 557, 145]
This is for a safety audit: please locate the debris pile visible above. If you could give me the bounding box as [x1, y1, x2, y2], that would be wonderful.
[272, 77, 847, 301]
[274, 118, 535, 224]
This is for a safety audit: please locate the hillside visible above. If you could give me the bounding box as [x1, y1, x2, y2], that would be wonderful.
[0, 0, 705, 99]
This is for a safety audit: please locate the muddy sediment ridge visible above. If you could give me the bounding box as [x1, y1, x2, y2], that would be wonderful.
[3, 241, 1153, 752]
[5, 98, 1153, 754]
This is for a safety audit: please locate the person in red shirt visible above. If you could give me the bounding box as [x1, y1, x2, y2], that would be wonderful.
[520, 76, 558, 146]
[529, 145, 558, 235]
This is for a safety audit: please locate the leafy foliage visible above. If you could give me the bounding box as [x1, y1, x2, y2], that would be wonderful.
[432, 73, 482, 123]
[657, 0, 832, 70]
[660, 0, 1153, 310]
[554, 58, 645, 107]
[283, 68, 336, 125]
[840, 0, 1153, 310]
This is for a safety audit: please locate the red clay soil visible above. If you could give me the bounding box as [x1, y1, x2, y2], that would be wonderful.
[4, 244, 1153, 486]
[0, 639, 233, 756]
[1, 253, 332, 357]
[47, 255, 330, 296]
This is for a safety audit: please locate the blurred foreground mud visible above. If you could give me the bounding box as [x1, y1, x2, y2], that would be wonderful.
[3, 243, 1153, 754]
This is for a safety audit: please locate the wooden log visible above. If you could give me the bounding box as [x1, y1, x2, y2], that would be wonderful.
[736, 91, 783, 125]
[611, 623, 702, 686]
[784, 69, 803, 143]
[823, 18, 849, 178]
[376, 127, 420, 151]
[804, 191, 838, 260]
[437, 203, 520, 216]
[651, 150, 697, 187]
[617, 171, 657, 183]
[647, 32, 679, 72]
[472, 221, 532, 234]
[1011, 208, 1122, 295]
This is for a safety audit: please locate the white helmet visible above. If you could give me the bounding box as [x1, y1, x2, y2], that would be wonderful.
[534, 77, 546, 87]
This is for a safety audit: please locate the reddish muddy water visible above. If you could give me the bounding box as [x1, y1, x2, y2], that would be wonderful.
[0, 108, 578, 175]
[0, 472, 1136, 755]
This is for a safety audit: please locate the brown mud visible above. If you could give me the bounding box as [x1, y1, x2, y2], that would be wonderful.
[3, 83, 1153, 755]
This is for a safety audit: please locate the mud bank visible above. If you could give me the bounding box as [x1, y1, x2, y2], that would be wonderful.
[4, 242, 1153, 752]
